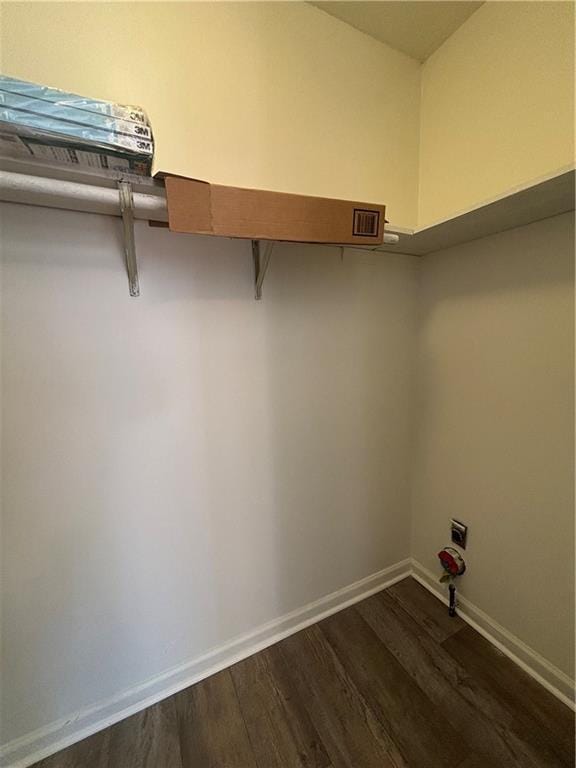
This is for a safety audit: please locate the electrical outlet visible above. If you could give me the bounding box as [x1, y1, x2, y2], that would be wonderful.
[450, 519, 468, 549]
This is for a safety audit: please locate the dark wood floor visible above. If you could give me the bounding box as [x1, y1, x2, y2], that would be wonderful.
[33, 577, 575, 768]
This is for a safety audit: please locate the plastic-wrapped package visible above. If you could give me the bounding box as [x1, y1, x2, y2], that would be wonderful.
[0, 106, 152, 155]
[0, 104, 153, 157]
[0, 90, 152, 141]
[0, 75, 153, 179]
[0, 131, 152, 176]
[0, 75, 146, 124]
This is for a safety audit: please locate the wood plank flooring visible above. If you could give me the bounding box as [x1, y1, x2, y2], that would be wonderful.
[32, 577, 574, 768]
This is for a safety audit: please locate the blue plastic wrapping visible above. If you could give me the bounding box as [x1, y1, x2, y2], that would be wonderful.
[0, 131, 152, 176]
[0, 90, 152, 141]
[0, 75, 147, 124]
[0, 105, 152, 155]
[0, 75, 153, 178]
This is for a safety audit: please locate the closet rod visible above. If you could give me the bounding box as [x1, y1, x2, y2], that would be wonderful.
[0, 170, 168, 221]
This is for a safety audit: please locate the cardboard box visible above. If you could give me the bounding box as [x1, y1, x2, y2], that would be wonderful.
[161, 174, 386, 245]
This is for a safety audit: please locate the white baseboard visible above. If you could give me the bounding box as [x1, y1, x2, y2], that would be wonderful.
[411, 559, 575, 710]
[0, 558, 411, 768]
[4, 556, 573, 768]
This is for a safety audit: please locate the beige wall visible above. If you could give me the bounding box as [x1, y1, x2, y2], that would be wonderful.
[0, 1, 421, 228]
[2, 2, 574, 230]
[411, 212, 575, 677]
[418, 1, 576, 226]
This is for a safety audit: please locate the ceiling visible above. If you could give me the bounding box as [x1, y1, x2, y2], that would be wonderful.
[310, 2, 484, 61]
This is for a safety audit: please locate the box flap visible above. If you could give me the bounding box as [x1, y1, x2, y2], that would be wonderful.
[164, 176, 212, 234]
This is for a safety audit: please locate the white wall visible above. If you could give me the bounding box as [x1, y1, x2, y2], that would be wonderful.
[0, 202, 418, 746]
[411, 213, 575, 677]
[1, 202, 574, 759]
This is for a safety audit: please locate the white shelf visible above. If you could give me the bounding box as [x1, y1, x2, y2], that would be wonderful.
[1, 158, 573, 263]
[381, 166, 575, 256]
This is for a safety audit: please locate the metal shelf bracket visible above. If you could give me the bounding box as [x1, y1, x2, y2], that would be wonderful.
[252, 240, 274, 300]
[118, 181, 140, 297]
